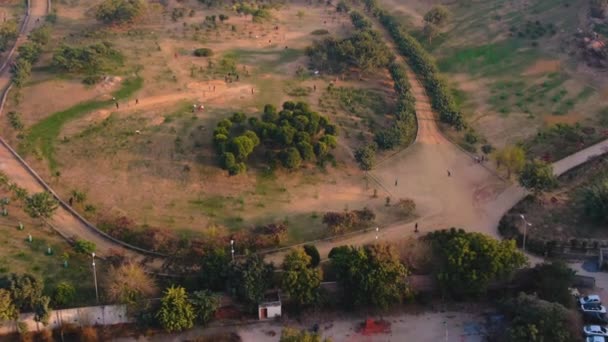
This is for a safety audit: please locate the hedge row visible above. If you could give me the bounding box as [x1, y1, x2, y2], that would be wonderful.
[363, 0, 464, 130]
[349, 11, 417, 149]
[499, 214, 608, 257]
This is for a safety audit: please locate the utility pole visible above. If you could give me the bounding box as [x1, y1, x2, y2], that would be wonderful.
[230, 239, 235, 261]
[91, 252, 99, 303]
[519, 214, 532, 252]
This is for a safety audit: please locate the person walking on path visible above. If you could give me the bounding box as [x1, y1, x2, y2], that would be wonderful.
[447, 170, 451, 177]
[395, 179, 398, 186]
[115, 102, 119, 109]
[414, 222, 419, 233]
[135, 98, 139, 105]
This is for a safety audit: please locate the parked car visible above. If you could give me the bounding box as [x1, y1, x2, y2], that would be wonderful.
[582, 304, 607, 314]
[581, 295, 602, 306]
[584, 325, 608, 337]
[587, 336, 607, 342]
[584, 312, 608, 325]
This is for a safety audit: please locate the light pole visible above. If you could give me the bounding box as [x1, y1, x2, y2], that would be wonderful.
[444, 320, 448, 342]
[519, 214, 532, 252]
[91, 252, 99, 304]
[375, 227, 379, 240]
[230, 239, 235, 261]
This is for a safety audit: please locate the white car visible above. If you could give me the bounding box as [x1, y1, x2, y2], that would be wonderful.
[582, 295, 603, 306]
[588, 336, 607, 342]
[583, 305, 608, 314]
[584, 325, 608, 337]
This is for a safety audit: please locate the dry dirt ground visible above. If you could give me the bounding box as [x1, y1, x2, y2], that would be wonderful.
[0, 0, 400, 242]
[114, 310, 486, 342]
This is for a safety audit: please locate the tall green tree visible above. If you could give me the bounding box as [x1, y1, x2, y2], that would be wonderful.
[5, 273, 44, 311]
[33, 296, 51, 326]
[423, 5, 450, 27]
[329, 243, 408, 309]
[281, 248, 322, 307]
[580, 176, 608, 223]
[227, 254, 273, 310]
[427, 229, 526, 298]
[96, 0, 145, 24]
[354, 144, 377, 170]
[519, 160, 557, 195]
[0, 289, 17, 322]
[53, 282, 76, 307]
[199, 247, 231, 291]
[527, 262, 575, 308]
[156, 286, 195, 332]
[494, 146, 525, 178]
[190, 290, 220, 325]
[501, 293, 580, 342]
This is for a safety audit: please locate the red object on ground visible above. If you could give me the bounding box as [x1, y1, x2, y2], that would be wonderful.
[359, 318, 391, 335]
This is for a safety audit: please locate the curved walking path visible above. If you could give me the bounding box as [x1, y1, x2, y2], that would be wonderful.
[0, 0, 165, 271]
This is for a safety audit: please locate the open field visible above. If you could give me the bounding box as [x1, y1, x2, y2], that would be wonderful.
[388, 0, 608, 150]
[0, 0, 414, 245]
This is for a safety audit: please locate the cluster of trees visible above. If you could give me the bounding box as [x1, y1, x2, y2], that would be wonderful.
[11, 25, 51, 88]
[322, 207, 375, 235]
[329, 244, 409, 308]
[494, 145, 557, 194]
[305, 28, 393, 76]
[0, 274, 53, 326]
[213, 102, 338, 175]
[348, 12, 416, 169]
[95, 0, 146, 25]
[426, 228, 526, 298]
[499, 293, 580, 342]
[52, 41, 123, 82]
[363, 0, 464, 129]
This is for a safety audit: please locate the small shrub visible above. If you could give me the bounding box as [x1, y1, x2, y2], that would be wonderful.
[74, 239, 96, 254]
[311, 29, 330, 35]
[193, 48, 213, 57]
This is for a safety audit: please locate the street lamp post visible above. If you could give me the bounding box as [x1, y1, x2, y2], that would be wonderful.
[91, 252, 99, 303]
[230, 239, 235, 261]
[375, 227, 379, 240]
[444, 320, 448, 342]
[519, 214, 532, 252]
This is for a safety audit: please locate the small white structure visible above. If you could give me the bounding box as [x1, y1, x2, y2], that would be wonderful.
[258, 291, 281, 320]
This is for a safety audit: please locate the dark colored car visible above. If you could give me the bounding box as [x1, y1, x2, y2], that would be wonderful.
[584, 312, 608, 325]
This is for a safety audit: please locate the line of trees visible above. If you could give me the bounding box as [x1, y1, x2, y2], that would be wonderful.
[363, 0, 464, 129]
[52, 41, 124, 83]
[95, 0, 146, 25]
[346, 11, 416, 170]
[10, 24, 51, 88]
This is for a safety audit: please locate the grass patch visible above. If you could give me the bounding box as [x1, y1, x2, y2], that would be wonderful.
[438, 39, 539, 76]
[22, 77, 143, 170]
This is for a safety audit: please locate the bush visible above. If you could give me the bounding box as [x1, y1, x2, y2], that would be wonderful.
[193, 48, 213, 57]
[74, 240, 96, 254]
[310, 29, 329, 35]
[322, 208, 375, 235]
[52, 42, 123, 76]
[581, 176, 608, 223]
[24, 192, 58, 218]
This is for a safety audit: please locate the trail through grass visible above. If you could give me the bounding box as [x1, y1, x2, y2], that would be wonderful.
[23, 77, 143, 170]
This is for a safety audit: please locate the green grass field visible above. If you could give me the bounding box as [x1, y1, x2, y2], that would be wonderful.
[22, 77, 143, 171]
